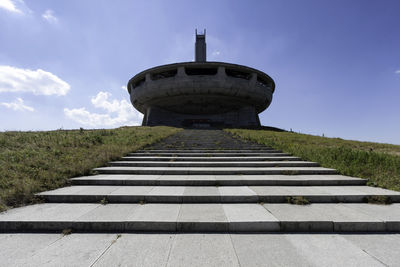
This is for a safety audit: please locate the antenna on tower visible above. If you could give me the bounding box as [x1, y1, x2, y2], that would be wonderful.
[195, 29, 206, 62]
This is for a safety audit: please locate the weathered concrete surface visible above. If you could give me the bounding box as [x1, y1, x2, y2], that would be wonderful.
[177, 204, 228, 232]
[1, 233, 399, 266]
[126, 152, 289, 156]
[0, 234, 62, 266]
[2, 129, 400, 265]
[1, 203, 400, 232]
[94, 233, 175, 266]
[37, 185, 400, 203]
[166, 234, 240, 267]
[128, 62, 275, 127]
[71, 174, 367, 186]
[108, 160, 320, 167]
[121, 155, 301, 161]
[93, 166, 338, 175]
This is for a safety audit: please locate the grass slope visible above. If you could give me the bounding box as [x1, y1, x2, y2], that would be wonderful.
[0, 126, 180, 211]
[226, 129, 400, 192]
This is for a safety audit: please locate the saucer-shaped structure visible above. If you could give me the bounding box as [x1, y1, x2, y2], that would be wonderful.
[127, 61, 275, 127]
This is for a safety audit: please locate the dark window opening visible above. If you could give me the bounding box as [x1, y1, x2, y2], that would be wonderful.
[133, 77, 145, 88]
[151, 69, 177, 80]
[257, 76, 270, 87]
[185, 67, 218, 76]
[225, 68, 251, 80]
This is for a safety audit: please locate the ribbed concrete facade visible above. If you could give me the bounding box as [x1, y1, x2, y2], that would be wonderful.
[127, 32, 275, 127]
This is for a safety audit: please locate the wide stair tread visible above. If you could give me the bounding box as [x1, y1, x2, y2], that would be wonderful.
[71, 174, 367, 186]
[2, 129, 400, 233]
[127, 152, 289, 157]
[1, 203, 399, 232]
[37, 185, 400, 203]
[120, 156, 302, 161]
[94, 166, 337, 175]
[108, 161, 320, 167]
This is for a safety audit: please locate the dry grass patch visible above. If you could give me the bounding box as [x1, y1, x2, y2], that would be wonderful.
[226, 128, 400, 192]
[0, 126, 180, 211]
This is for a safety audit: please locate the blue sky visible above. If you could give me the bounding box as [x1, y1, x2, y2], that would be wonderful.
[0, 0, 399, 144]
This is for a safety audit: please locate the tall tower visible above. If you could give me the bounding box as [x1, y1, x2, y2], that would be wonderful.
[195, 29, 206, 62]
[127, 30, 275, 128]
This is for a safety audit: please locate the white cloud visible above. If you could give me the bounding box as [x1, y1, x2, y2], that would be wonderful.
[0, 0, 22, 13]
[395, 70, 400, 74]
[1, 97, 34, 111]
[64, 91, 142, 127]
[42, 9, 57, 23]
[212, 51, 220, 56]
[121, 85, 127, 91]
[0, 65, 70, 96]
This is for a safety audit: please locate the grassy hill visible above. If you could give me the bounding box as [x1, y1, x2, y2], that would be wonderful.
[226, 129, 400, 192]
[0, 126, 180, 212]
[2, 126, 399, 212]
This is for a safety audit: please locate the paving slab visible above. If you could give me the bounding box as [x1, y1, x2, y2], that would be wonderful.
[0, 234, 62, 266]
[108, 186, 154, 202]
[37, 186, 121, 202]
[345, 203, 400, 231]
[71, 175, 162, 186]
[38, 185, 400, 204]
[109, 160, 319, 167]
[174, 175, 217, 186]
[93, 166, 338, 175]
[0, 203, 99, 232]
[286, 234, 383, 266]
[122, 156, 301, 161]
[241, 174, 366, 186]
[223, 204, 280, 231]
[21, 233, 116, 267]
[158, 174, 216, 186]
[184, 186, 220, 202]
[146, 186, 185, 202]
[218, 186, 258, 202]
[177, 204, 228, 231]
[2, 203, 399, 232]
[138, 149, 276, 153]
[263, 203, 384, 231]
[2, 233, 399, 266]
[231, 234, 312, 266]
[35, 185, 87, 195]
[127, 204, 181, 231]
[167, 234, 240, 267]
[72, 174, 367, 186]
[251, 185, 400, 203]
[343, 234, 400, 266]
[77, 204, 139, 223]
[127, 152, 286, 157]
[0, 203, 98, 221]
[93, 233, 175, 267]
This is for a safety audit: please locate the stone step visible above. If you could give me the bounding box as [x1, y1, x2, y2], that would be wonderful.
[93, 166, 337, 175]
[138, 149, 275, 153]
[37, 185, 400, 203]
[71, 174, 367, 186]
[127, 152, 290, 157]
[149, 147, 270, 150]
[121, 156, 302, 161]
[108, 161, 320, 168]
[1, 203, 399, 232]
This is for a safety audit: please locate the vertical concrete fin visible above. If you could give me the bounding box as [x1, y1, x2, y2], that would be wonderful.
[195, 29, 206, 62]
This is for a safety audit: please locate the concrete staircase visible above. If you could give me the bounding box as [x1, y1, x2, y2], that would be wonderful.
[1, 129, 400, 233]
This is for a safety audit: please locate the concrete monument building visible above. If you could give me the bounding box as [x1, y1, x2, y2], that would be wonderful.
[127, 30, 275, 127]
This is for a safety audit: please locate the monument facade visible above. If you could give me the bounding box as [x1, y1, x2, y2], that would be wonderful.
[127, 30, 275, 127]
